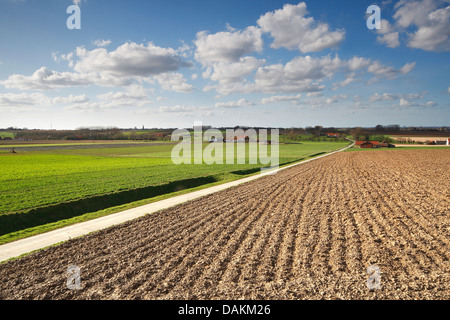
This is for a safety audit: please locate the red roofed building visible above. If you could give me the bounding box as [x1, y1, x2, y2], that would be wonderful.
[356, 140, 396, 148]
[356, 141, 380, 148]
[326, 133, 340, 138]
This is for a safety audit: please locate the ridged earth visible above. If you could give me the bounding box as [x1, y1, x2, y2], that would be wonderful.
[1, 149, 449, 300]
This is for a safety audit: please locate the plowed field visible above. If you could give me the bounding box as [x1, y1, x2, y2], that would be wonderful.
[0, 149, 449, 300]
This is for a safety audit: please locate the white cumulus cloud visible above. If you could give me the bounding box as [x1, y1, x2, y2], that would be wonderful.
[92, 39, 112, 48]
[407, 5, 450, 52]
[205, 56, 266, 86]
[257, 2, 345, 53]
[347, 56, 371, 71]
[1, 42, 194, 91]
[0, 92, 89, 111]
[194, 27, 263, 65]
[0, 67, 100, 90]
[261, 94, 302, 105]
[214, 98, 255, 108]
[74, 42, 192, 78]
[153, 73, 194, 93]
[367, 61, 416, 79]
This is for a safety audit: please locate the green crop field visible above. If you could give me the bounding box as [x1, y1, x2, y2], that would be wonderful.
[0, 132, 15, 139]
[0, 140, 349, 244]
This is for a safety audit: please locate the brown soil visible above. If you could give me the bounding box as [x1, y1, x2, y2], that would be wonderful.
[0, 149, 449, 300]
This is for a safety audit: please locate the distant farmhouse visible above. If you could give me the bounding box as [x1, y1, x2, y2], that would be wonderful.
[356, 140, 395, 148]
[427, 138, 450, 145]
[326, 133, 340, 138]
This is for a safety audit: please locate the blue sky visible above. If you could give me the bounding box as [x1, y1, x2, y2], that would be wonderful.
[0, 0, 449, 129]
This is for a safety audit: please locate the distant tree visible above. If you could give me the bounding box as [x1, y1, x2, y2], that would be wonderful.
[312, 126, 323, 137]
[288, 130, 296, 141]
[350, 127, 365, 141]
[387, 124, 400, 131]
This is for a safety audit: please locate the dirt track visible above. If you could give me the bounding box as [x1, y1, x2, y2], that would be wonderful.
[0, 149, 449, 300]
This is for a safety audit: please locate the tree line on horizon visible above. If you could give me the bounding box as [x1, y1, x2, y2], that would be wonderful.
[0, 125, 447, 141]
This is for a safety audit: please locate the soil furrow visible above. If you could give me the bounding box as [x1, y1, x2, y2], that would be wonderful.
[0, 149, 449, 300]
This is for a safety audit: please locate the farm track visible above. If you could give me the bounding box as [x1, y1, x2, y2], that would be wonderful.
[0, 149, 449, 299]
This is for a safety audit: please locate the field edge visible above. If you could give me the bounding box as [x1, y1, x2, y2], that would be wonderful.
[0, 142, 351, 248]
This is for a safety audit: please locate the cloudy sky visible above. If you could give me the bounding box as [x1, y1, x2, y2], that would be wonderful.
[0, 0, 449, 129]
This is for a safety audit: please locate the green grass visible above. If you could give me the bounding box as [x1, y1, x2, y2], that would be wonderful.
[0, 140, 349, 244]
[0, 141, 172, 148]
[0, 132, 15, 139]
